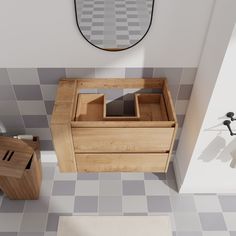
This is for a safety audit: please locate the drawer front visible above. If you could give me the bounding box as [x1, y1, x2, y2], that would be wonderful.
[72, 128, 174, 153]
[76, 153, 168, 172]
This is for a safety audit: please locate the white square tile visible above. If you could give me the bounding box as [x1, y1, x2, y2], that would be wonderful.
[194, 195, 222, 212]
[0, 213, 22, 232]
[123, 196, 147, 213]
[49, 196, 74, 213]
[7, 68, 40, 84]
[20, 213, 47, 232]
[174, 212, 201, 231]
[122, 173, 144, 180]
[17, 101, 47, 115]
[54, 167, 77, 181]
[202, 232, 230, 236]
[75, 181, 99, 196]
[145, 180, 170, 195]
[40, 85, 57, 101]
[95, 68, 125, 78]
[223, 213, 236, 231]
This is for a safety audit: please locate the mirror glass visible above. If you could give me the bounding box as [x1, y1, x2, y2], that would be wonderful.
[75, 0, 154, 51]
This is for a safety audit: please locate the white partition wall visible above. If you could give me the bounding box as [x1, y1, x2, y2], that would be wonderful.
[174, 0, 236, 193]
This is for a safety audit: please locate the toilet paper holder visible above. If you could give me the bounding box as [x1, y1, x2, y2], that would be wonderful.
[223, 112, 236, 136]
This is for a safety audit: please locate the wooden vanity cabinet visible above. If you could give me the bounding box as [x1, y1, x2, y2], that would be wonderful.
[51, 78, 178, 172]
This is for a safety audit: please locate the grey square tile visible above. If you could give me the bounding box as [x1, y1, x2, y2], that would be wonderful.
[0, 86, 16, 100]
[125, 68, 144, 78]
[7, 68, 40, 85]
[17, 101, 46, 115]
[95, 68, 125, 78]
[230, 232, 236, 236]
[100, 180, 122, 196]
[23, 115, 49, 128]
[165, 68, 183, 85]
[13, 85, 43, 100]
[143, 68, 154, 78]
[20, 213, 47, 232]
[194, 195, 222, 212]
[77, 173, 99, 180]
[38, 68, 66, 84]
[99, 173, 121, 180]
[219, 196, 236, 212]
[40, 85, 57, 101]
[170, 195, 196, 212]
[0, 197, 25, 212]
[44, 232, 57, 236]
[18, 232, 44, 236]
[40, 140, 54, 150]
[75, 180, 99, 196]
[124, 213, 148, 216]
[175, 231, 202, 236]
[25, 128, 52, 140]
[44, 101, 54, 115]
[144, 172, 166, 180]
[147, 196, 172, 212]
[202, 232, 230, 236]
[24, 196, 50, 213]
[52, 181, 75, 196]
[223, 213, 236, 231]
[0, 101, 20, 115]
[199, 213, 227, 231]
[49, 196, 74, 213]
[177, 85, 193, 100]
[174, 212, 201, 231]
[74, 196, 98, 213]
[46, 213, 72, 232]
[0, 68, 10, 85]
[145, 180, 170, 195]
[65, 68, 95, 78]
[123, 196, 147, 213]
[0, 233, 18, 236]
[0, 116, 25, 135]
[123, 180, 145, 195]
[99, 196, 122, 213]
[0, 213, 22, 232]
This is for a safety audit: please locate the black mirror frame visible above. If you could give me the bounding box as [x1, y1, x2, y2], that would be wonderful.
[74, 0, 155, 52]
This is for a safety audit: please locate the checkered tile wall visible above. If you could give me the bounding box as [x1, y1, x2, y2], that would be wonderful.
[0, 68, 197, 151]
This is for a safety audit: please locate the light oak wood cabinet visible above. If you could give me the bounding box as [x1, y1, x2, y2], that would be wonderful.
[51, 78, 178, 172]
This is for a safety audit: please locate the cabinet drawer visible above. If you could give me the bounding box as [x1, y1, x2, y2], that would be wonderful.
[72, 128, 174, 153]
[76, 153, 168, 172]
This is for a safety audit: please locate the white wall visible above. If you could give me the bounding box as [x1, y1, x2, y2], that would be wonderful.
[174, 0, 236, 193]
[0, 0, 214, 68]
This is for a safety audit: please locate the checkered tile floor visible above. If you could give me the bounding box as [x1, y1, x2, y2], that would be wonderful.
[0, 163, 236, 235]
[75, 0, 153, 49]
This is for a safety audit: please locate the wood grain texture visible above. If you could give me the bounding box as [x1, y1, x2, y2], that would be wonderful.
[71, 121, 175, 128]
[76, 153, 168, 172]
[75, 78, 165, 89]
[72, 128, 174, 153]
[0, 137, 42, 200]
[75, 94, 105, 121]
[51, 124, 77, 172]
